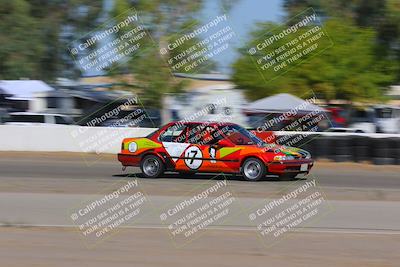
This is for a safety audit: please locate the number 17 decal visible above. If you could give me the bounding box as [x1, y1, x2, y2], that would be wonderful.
[184, 146, 203, 170]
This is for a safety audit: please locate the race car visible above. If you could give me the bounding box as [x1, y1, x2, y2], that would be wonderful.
[118, 121, 314, 181]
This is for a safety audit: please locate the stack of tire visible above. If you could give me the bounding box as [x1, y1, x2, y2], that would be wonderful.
[388, 137, 399, 165]
[352, 136, 370, 163]
[331, 136, 352, 162]
[313, 136, 329, 160]
[273, 133, 400, 165]
[395, 138, 400, 165]
[371, 137, 396, 165]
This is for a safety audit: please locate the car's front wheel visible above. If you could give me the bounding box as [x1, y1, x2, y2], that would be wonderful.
[242, 158, 266, 181]
[141, 155, 164, 178]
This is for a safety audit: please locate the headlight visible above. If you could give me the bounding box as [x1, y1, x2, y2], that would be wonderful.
[305, 153, 311, 159]
[274, 155, 294, 161]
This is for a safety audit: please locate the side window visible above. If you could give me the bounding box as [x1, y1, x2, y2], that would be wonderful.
[159, 125, 187, 143]
[47, 97, 58, 108]
[187, 125, 222, 145]
[35, 115, 45, 123]
[55, 116, 68, 125]
[10, 115, 44, 123]
[34, 115, 45, 123]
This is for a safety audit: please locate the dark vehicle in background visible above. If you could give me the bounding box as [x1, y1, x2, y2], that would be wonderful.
[326, 107, 347, 127]
[327, 105, 400, 134]
[347, 108, 376, 133]
[5, 112, 74, 126]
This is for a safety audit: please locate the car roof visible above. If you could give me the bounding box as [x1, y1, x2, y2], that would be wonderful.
[169, 121, 236, 126]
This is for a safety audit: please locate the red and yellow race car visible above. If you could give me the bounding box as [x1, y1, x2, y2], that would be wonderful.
[118, 121, 314, 181]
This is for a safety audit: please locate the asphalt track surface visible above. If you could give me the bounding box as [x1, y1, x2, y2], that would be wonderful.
[0, 152, 399, 267]
[1, 152, 400, 189]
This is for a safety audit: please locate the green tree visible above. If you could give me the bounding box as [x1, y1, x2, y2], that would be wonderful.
[0, 0, 103, 80]
[0, 0, 44, 79]
[165, 18, 218, 74]
[232, 19, 394, 102]
[283, 0, 386, 27]
[109, 0, 229, 107]
[283, 0, 400, 81]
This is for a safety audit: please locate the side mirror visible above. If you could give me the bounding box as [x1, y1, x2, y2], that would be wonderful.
[217, 139, 233, 147]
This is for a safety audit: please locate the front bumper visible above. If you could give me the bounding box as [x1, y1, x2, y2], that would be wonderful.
[267, 159, 314, 174]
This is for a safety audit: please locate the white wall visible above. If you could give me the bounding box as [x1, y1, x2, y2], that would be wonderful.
[0, 125, 155, 154]
[0, 125, 399, 154]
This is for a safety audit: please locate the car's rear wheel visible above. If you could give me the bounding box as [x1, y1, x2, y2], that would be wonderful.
[242, 158, 266, 181]
[141, 155, 164, 178]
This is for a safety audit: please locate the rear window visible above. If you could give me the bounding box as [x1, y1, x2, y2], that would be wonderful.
[8, 115, 45, 123]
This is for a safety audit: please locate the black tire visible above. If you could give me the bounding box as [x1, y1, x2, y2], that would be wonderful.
[140, 155, 164, 178]
[279, 173, 297, 181]
[242, 158, 266, 181]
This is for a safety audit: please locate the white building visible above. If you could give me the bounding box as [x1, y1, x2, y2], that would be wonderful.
[163, 83, 249, 127]
[0, 80, 55, 112]
[0, 80, 101, 116]
[387, 85, 400, 105]
[0, 80, 82, 114]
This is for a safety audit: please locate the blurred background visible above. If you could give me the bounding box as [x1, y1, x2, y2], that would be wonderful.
[0, 0, 399, 134]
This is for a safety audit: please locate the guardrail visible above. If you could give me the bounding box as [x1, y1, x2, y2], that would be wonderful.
[0, 125, 399, 164]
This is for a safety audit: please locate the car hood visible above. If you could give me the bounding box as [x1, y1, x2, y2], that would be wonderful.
[261, 143, 311, 159]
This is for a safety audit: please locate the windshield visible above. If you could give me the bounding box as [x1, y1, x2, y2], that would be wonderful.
[220, 124, 265, 146]
[146, 128, 160, 139]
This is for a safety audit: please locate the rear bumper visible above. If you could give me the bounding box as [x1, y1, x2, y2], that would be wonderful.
[118, 153, 141, 167]
[266, 159, 314, 174]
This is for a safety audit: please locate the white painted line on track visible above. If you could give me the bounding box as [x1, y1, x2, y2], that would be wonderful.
[1, 223, 400, 235]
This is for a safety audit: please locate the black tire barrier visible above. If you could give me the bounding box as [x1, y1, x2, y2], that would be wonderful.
[395, 138, 400, 165]
[331, 136, 352, 162]
[305, 135, 325, 159]
[313, 136, 336, 161]
[371, 138, 396, 165]
[389, 138, 400, 165]
[313, 136, 330, 159]
[272, 133, 400, 164]
[298, 136, 314, 155]
[352, 136, 370, 163]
